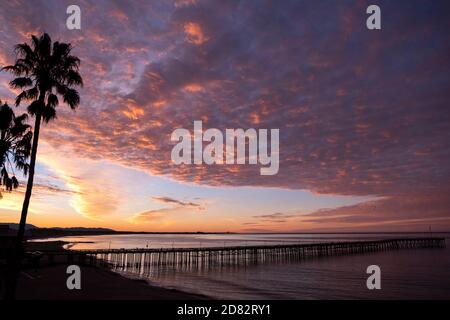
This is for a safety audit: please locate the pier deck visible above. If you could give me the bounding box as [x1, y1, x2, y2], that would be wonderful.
[32, 237, 446, 272]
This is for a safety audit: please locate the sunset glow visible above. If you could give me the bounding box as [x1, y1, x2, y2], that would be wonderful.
[0, 0, 449, 233]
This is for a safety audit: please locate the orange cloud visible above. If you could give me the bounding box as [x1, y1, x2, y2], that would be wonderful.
[152, 99, 167, 108]
[250, 112, 260, 124]
[184, 22, 209, 45]
[37, 143, 121, 220]
[184, 83, 204, 93]
[122, 100, 145, 119]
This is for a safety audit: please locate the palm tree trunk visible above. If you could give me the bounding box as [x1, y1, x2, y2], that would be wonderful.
[4, 94, 43, 300]
[16, 103, 42, 248]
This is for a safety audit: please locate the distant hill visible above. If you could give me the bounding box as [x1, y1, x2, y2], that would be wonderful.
[0, 223, 116, 238]
[0, 223, 113, 232]
[0, 223, 235, 238]
[41, 227, 115, 232]
[0, 223, 38, 230]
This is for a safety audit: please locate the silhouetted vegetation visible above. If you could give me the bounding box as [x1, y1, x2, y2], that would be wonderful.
[0, 100, 32, 199]
[1, 33, 82, 300]
[1, 33, 83, 246]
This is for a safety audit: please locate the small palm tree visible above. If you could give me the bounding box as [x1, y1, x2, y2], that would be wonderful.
[0, 100, 32, 199]
[2, 33, 83, 246]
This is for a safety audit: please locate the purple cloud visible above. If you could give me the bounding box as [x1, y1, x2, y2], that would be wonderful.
[1, 0, 449, 229]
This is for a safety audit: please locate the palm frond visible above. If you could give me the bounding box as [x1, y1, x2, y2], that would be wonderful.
[0, 103, 14, 130]
[1, 64, 28, 76]
[66, 70, 83, 86]
[2, 32, 83, 130]
[10, 77, 32, 89]
[63, 88, 80, 109]
[27, 100, 42, 116]
[42, 106, 57, 123]
[15, 43, 34, 59]
[47, 93, 59, 108]
[15, 87, 39, 106]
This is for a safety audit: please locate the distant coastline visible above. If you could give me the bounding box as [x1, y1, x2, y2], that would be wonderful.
[2, 223, 449, 241]
[0, 222, 237, 240]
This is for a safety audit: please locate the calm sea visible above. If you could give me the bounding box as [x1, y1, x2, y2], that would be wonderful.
[33, 233, 450, 299]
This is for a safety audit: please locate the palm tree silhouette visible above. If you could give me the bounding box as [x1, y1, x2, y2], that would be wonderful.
[0, 100, 32, 199]
[2, 33, 83, 249]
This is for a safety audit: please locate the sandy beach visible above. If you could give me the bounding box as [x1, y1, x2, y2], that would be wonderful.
[16, 264, 205, 300]
[14, 240, 206, 300]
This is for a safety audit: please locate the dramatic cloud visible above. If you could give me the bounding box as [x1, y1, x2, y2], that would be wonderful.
[36, 143, 123, 219]
[10, 183, 82, 197]
[303, 190, 450, 226]
[130, 207, 178, 224]
[1, 0, 449, 229]
[130, 196, 204, 224]
[252, 212, 298, 224]
[152, 196, 201, 208]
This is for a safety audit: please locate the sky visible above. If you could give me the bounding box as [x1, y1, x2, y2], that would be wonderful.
[0, 0, 449, 232]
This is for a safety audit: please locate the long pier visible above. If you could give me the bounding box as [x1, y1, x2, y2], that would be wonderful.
[31, 238, 446, 274]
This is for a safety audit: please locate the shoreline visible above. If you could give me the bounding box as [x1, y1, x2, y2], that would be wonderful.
[16, 264, 208, 300]
[17, 240, 208, 300]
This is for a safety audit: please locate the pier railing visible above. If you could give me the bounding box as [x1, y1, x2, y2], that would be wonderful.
[31, 238, 446, 273]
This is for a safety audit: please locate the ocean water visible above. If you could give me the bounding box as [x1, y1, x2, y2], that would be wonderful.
[32, 233, 450, 299]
